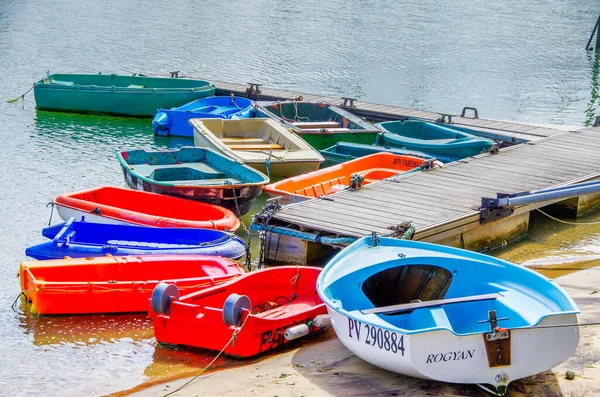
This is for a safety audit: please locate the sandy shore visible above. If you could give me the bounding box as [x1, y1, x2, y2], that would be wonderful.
[127, 267, 600, 397]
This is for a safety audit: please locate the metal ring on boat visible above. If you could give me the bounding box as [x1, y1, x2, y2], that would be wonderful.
[222, 293, 251, 326]
[151, 283, 180, 315]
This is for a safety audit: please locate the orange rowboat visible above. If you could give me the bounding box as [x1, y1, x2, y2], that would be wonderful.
[53, 186, 240, 231]
[19, 255, 244, 315]
[264, 153, 427, 204]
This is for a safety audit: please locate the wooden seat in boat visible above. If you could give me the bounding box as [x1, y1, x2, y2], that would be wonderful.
[220, 137, 265, 144]
[291, 121, 340, 129]
[227, 144, 282, 150]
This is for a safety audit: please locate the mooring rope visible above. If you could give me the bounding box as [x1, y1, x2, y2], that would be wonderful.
[6, 85, 34, 103]
[535, 207, 600, 226]
[161, 313, 250, 397]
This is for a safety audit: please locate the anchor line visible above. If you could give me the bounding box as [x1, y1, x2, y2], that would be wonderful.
[161, 313, 250, 397]
[535, 207, 600, 226]
[6, 85, 34, 103]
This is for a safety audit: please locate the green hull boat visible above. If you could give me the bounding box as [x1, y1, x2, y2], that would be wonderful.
[255, 101, 379, 150]
[33, 73, 215, 117]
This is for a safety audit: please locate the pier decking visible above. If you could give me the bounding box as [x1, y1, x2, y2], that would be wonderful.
[150, 75, 600, 263]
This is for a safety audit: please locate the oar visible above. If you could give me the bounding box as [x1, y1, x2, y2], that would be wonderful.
[362, 293, 501, 315]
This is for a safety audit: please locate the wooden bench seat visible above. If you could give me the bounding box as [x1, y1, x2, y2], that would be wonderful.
[227, 144, 282, 150]
[291, 121, 340, 129]
[221, 137, 265, 144]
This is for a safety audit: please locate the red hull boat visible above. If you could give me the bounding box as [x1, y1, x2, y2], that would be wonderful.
[150, 266, 328, 358]
[53, 186, 240, 231]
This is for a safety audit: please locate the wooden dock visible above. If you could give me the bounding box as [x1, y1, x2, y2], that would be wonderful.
[145, 75, 600, 264]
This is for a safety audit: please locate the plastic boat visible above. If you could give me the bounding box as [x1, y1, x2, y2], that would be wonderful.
[153, 96, 254, 137]
[150, 266, 328, 358]
[52, 186, 240, 231]
[255, 101, 380, 150]
[116, 147, 269, 216]
[33, 73, 215, 117]
[19, 255, 243, 315]
[192, 118, 324, 178]
[264, 153, 428, 204]
[320, 142, 457, 167]
[317, 236, 579, 396]
[25, 218, 246, 260]
[376, 120, 496, 159]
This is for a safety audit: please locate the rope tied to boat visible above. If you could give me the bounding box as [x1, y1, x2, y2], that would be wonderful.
[11, 292, 26, 312]
[6, 85, 34, 103]
[224, 180, 248, 230]
[46, 202, 55, 226]
[160, 313, 250, 397]
[535, 207, 600, 225]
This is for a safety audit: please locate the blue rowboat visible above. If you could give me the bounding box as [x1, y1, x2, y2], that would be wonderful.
[376, 120, 496, 159]
[153, 96, 255, 137]
[317, 236, 579, 396]
[319, 142, 457, 167]
[33, 73, 215, 117]
[116, 147, 269, 216]
[26, 218, 246, 261]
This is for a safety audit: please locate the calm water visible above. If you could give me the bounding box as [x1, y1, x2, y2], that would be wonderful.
[0, 1, 599, 395]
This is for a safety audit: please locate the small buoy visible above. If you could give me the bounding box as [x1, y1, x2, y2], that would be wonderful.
[151, 283, 179, 315]
[565, 370, 576, 380]
[313, 314, 331, 328]
[223, 294, 251, 326]
[283, 324, 309, 341]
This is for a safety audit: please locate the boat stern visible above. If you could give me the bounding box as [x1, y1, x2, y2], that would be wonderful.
[152, 111, 171, 136]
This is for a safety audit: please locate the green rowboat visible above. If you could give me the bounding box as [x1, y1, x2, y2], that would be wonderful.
[33, 73, 215, 117]
[255, 101, 380, 150]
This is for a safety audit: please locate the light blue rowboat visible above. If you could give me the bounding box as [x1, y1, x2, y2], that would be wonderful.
[153, 96, 255, 137]
[317, 236, 579, 396]
[319, 142, 457, 167]
[376, 120, 497, 159]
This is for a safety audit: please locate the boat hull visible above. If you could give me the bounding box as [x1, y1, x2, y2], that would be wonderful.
[151, 266, 327, 358]
[53, 186, 240, 231]
[116, 147, 269, 216]
[327, 308, 579, 393]
[192, 118, 324, 178]
[264, 153, 426, 204]
[153, 96, 255, 137]
[26, 218, 246, 260]
[19, 255, 243, 315]
[33, 74, 215, 117]
[122, 170, 262, 216]
[376, 120, 495, 159]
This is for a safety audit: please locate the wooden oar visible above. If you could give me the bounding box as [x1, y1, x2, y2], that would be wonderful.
[361, 293, 501, 315]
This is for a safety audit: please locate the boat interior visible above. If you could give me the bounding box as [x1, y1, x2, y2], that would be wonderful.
[120, 148, 267, 186]
[270, 154, 423, 198]
[52, 221, 232, 248]
[326, 262, 577, 335]
[259, 102, 374, 132]
[198, 118, 305, 151]
[181, 267, 322, 318]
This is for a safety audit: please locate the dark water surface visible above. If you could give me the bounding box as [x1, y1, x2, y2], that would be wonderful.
[0, 1, 599, 395]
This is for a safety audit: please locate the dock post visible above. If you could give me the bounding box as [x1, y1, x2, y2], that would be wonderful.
[586, 15, 600, 51]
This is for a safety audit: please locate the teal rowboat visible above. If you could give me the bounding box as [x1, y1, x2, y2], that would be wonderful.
[33, 73, 215, 117]
[116, 147, 269, 216]
[376, 120, 496, 159]
[255, 101, 380, 150]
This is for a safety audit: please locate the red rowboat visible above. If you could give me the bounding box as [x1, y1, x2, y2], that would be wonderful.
[20, 255, 244, 315]
[150, 266, 328, 358]
[53, 186, 240, 231]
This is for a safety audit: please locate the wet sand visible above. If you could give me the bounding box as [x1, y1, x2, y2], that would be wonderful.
[125, 267, 600, 397]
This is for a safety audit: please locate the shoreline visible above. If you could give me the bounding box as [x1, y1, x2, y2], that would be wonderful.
[121, 266, 600, 397]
